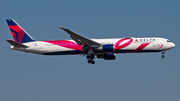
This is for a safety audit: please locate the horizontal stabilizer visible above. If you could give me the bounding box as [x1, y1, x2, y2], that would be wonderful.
[6, 40, 28, 48]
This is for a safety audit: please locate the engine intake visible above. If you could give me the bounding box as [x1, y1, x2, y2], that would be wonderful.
[96, 44, 114, 52]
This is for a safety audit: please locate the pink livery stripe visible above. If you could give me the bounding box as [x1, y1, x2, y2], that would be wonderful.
[131, 43, 150, 53]
[44, 40, 83, 51]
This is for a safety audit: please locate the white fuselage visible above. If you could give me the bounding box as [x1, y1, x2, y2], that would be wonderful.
[10, 37, 175, 55]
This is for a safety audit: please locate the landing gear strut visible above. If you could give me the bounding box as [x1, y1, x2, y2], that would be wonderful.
[161, 51, 165, 58]
[87, 54, 95, 64]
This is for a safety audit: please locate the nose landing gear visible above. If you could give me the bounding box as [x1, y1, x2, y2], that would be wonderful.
[161, 51, 165, 58]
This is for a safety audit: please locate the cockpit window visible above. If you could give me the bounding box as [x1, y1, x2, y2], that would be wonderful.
[167, 40, 171, 42]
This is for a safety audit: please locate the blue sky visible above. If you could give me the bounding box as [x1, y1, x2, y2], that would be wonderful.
[0, 0, 180, 101]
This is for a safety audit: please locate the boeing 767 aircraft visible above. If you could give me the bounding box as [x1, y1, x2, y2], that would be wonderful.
[6, 19, 175, 64]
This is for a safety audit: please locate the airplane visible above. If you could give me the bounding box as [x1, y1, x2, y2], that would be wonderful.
[6, 19, 175, 64]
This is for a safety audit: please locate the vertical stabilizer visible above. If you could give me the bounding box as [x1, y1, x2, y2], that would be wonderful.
[6, 19, 35, 43]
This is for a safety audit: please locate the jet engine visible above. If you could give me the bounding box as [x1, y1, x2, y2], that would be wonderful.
[96, 44, 114, 52]
[97, 53, 116, 60]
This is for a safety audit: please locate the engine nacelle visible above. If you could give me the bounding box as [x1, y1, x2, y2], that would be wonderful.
[96, 44, 114, 52]
[97, 53, 116, 60]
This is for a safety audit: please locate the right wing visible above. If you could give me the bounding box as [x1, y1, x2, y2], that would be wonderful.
[59, 27, 101, 48]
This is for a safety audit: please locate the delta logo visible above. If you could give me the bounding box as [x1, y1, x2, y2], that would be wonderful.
[134, 39, 156, 42]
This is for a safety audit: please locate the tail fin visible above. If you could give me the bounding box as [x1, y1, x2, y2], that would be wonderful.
[6, 19, 35, 43]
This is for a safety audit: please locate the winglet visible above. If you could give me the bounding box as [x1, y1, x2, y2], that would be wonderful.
[59, 27, 68, 30]
[6, 40, 28, 48]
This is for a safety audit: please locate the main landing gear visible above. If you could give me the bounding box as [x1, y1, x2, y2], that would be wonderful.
[86, 48, 95, 64]
[161, 51, 165, 58]
[87, 54, 95, 64]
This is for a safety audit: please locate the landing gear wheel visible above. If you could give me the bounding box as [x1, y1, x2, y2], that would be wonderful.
[86, 53, 95, 64]
[86, 54, 94, 60]
[87, 60, 95, 64]
[91, 60, 95, 64]
[161, 55, 165, 58]
[86, 55, 90, 59]
[161, 51, 165, 58]
[87, 60, 91, 63]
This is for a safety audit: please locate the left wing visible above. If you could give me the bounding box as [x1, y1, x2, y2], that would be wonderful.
[59, 27, 101, 48]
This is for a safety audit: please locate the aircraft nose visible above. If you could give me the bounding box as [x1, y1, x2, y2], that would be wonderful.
[172, 42, 175, 48]
[169, 42, 175, 48]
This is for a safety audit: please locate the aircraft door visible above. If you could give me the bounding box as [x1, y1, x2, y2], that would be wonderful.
[38, 43, 42, 49]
